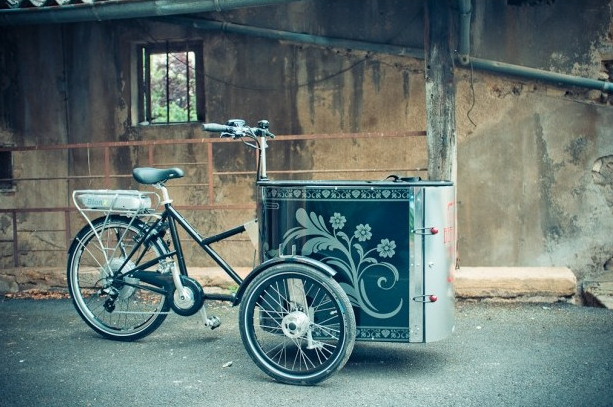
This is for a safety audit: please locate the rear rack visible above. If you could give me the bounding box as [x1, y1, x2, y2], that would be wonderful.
[72, 190, 162, 265]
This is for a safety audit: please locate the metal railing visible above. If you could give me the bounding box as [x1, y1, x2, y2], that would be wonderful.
[0, 130, 426, 268]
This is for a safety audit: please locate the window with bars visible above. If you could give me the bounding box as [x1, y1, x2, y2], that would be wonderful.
[138, 42, 203, 125]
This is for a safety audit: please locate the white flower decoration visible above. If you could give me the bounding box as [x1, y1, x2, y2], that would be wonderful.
[329, 213, 346, 230]
[354, 224, 372, 241]
[377, 239, 396, 258]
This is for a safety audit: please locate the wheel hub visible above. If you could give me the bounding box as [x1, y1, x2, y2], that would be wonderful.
[281, 311, 311, 339]
[102, 258, 138, 299]
[173, 287, 195, 310]
[169, 277, 204, 316]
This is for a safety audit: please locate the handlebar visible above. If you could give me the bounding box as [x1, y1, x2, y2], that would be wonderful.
[201, 119, 275, 139]
[202, 123, 235, 133]
[202, 119, 273, 180]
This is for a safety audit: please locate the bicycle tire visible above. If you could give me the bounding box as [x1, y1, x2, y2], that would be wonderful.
[67, 215, 170, 341]
[239, 262, 356, 385]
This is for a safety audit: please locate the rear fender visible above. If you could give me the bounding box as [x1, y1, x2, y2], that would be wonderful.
[234, 256, 336, 303]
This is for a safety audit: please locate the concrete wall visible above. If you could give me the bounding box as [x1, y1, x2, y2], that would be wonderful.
[1, 0, 612, 283]
[456, 0, 613, 281]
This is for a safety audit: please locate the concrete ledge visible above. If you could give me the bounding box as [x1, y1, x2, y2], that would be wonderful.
[1, 266, 579, 303]
[583, 282, 613, 309]
[582, 272, 613, 309]
[188, 267, 251, 288]
[455, 267, 577, 300]
[0, 267, 67, 294]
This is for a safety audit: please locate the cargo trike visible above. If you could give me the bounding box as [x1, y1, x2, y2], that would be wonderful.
[67, 119, 455, 385]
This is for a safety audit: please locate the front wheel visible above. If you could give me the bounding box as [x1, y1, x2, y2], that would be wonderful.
[239, 263, 356, 385]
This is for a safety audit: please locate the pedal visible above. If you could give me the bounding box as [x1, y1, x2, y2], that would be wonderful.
[199, 307, 221, 330]
[206, 316, 221, 330]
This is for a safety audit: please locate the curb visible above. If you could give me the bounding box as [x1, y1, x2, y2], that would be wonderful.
[1, 265, 583, 304]
[454, 266, 578, 302]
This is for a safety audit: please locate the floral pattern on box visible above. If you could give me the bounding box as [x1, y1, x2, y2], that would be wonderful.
[280, 208, 403, 319]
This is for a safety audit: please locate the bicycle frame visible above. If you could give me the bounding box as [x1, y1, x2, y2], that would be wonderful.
[107, 127, 271, 304]
[110, 202, 254, 304]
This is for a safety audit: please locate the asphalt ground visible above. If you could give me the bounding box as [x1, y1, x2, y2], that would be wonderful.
[1, 299, 612, 407]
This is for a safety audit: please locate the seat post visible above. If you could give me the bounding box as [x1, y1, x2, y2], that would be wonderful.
[154, 183, 172, 204]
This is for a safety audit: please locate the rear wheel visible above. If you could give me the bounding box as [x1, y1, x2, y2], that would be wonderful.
[67, 215, 170, 341]
[239, 262, 356, 385]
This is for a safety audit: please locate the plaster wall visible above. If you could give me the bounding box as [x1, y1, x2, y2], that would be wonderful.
[1, 0, 612, 283]
[456, 0, 613, 281]
[457, 75, 613, 281]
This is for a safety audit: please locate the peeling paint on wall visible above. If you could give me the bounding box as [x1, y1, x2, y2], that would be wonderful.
[592, 155, 613, 207]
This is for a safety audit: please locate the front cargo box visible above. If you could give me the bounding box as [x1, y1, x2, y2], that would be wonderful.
[258, 180, 456, 344]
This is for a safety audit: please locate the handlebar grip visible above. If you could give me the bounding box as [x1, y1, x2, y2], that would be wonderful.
[202, 123, 233, 133]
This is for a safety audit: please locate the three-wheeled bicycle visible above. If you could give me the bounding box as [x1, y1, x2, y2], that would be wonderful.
[67, 119, 456, 385]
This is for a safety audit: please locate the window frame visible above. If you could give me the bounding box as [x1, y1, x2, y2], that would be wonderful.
[136, 41, 204, 125]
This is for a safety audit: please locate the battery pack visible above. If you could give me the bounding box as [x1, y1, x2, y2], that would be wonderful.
[77, 190, 152, 211]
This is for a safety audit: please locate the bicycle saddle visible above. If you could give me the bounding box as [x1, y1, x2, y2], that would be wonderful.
[132, 167, 184, 184]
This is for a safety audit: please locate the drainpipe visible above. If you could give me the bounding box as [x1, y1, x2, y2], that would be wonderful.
[170, 11, 613, 94]
[469, 57, 613, 93]
[457, 0, 472, 66]
[0, 0, 302, 26]
[161, 16, 425, 59]
[456, 0, 613, 93]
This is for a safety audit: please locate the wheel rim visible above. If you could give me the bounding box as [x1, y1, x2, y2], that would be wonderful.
[244, 272, 347, 378]
[69, 219, 168, 337]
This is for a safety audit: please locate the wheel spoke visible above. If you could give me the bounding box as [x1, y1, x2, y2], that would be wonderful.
[67, 216, 170, 341]
[239, 264, 356, 385]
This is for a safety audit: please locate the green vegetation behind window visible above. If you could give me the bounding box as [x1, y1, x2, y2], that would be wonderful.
[140, 42, 202, 125]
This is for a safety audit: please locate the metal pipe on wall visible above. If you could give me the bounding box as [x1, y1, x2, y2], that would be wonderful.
[162, 16, 425, 59]
[455, 0, 613, 93]
[469, 57, 613, 93]
[2, 0, 611, 93]
[0, 0, 301, 25]
[170, 13, 613, 94]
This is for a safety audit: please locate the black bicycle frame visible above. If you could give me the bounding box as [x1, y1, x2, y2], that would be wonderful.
[113, 201, 248, 303]
[164, 204, 246, 285]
